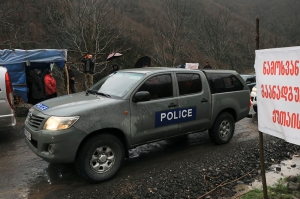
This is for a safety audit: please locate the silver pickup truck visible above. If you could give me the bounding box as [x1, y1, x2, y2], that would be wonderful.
[0, 66, 16, 130]
[24, 67, 250, 183]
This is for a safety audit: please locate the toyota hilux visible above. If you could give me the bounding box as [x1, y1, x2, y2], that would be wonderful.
[24, 67, 250, 183]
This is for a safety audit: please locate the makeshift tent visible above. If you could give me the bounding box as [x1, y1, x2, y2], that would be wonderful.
[0, 49, 67, 102]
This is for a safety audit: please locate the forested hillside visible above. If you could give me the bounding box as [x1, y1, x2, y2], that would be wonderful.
[1, 0, 299, 76]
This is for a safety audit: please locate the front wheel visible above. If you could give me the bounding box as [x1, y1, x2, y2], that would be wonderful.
[75, 134, 125, 183]
[209, 112, 235, 145]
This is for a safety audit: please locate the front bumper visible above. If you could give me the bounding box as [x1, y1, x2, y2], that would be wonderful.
[25, 126, 87, 163]
[0, 113, 16, 130]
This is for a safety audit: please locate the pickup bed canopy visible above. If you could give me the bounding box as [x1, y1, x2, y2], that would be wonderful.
[0, 49, 67, 102]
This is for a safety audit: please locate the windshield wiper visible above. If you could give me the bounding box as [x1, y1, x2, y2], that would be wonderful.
[96, 92, 111, 98]
[86, 89, 97, 95]
[86, 89, 111, 98]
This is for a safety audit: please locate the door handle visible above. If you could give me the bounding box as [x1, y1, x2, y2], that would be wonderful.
[201, 98, 208, 102]
[168, 103, 177, 108]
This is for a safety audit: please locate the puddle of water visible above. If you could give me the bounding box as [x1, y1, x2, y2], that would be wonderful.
[235, 184, 251, 197]
[251, 155, 300, 189]
[232, 156, 300, 198]
[128, 133, 210, 159]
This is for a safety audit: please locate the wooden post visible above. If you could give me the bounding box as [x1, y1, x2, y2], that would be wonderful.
[256, 16, 268, 199]
[259, 131, 268, 199]
[256, 16, 260, 50]
[65, 64, 70, 94]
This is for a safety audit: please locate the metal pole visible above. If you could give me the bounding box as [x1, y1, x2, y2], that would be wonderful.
[256, 16, 268, 199]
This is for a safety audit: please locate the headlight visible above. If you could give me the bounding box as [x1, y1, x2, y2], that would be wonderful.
[252, 86, 257, 93]
[43, 116, 80, 130]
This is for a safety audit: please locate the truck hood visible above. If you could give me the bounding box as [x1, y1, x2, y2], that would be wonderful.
[34, 92, 115, 116]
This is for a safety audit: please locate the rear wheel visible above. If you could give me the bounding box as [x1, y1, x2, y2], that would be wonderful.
[209, 112, 235, 145]
[75, 134, 125, 183]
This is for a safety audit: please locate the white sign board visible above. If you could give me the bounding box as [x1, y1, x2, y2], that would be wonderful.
[185, 63, 199, 69]
[254, 46, 300, 145]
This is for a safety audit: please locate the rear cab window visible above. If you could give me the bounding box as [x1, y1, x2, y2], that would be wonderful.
[205, 73, 244, 94]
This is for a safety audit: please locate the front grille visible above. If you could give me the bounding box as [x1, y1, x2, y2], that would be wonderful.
[27, 114, 45, 130]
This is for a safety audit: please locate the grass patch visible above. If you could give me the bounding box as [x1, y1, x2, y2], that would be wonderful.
[241, 177, 300, 199]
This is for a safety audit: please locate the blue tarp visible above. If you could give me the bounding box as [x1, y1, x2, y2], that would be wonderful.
[0, 49, 67, 102]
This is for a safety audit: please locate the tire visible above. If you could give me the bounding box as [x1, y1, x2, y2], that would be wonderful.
[75, 134, 125, 183]
[253, 105, 257, 113]
[208, 112, 235, 145]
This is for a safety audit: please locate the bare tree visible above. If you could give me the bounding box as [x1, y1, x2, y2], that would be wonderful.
[0, 0, 48, 49]
[219, 24, 255, 72]
[0, 2, 17, 47]
[149, 0, 196, 67]
[195, 8, 234, 69]
[45, 0, 126, 90]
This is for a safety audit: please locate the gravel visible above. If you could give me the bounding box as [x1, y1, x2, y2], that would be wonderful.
[11, 107, 298, 198]
[42, 134, 300, 199]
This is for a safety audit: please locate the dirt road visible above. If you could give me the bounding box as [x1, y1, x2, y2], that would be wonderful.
[1, 111, 295, 199]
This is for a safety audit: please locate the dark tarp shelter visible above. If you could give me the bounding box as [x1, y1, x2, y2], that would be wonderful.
[0, 49, 67, 102]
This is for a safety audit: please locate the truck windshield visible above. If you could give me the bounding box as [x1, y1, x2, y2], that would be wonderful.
[89, 72, 144, 98]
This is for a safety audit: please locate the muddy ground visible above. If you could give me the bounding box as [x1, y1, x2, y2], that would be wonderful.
[0, 108, 299, 199]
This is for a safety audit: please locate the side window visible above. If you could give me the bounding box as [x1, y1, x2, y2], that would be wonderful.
[206, 73, 244, 93]
[138, 74, 173, 100]
[231, 76, 244, 90]
[176, 73, 202, 95]
[223, 77, 234, 88]
[211, 78, 224, 89]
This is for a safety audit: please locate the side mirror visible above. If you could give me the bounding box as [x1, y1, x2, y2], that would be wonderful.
[132, 91, 150, 102]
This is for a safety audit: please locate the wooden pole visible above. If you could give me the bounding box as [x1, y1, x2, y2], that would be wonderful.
[256, 16, 268, 199]
[259, 131, 268, 199]
[65, 64, 70, 94]
[256, 16, 260, 50]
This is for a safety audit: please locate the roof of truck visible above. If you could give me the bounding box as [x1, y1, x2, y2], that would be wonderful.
[119, 67, 238, 74]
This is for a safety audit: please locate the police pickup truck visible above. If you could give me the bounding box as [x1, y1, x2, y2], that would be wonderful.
[24, 67, 250, 183]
